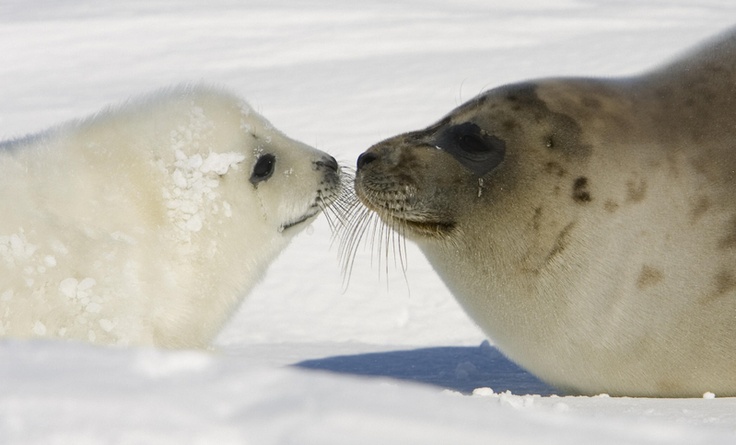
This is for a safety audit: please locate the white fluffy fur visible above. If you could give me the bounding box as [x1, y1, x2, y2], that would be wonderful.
[0, 85, 340, 348]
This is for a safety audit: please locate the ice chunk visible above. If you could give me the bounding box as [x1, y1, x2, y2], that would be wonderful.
[200, 152, 245, 175]
[32, 321, 47, 336]
[99, 319, 115, 333]
[59, 278, 79, 298]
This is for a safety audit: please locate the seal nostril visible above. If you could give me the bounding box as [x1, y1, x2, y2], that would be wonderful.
[357, 152, 378, 170]
[316, 155, 339, 172]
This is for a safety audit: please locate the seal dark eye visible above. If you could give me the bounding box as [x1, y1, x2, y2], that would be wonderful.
[434, 122, 506, 177]
[458, 133, 488, 154]
[250, 153, 276, 185]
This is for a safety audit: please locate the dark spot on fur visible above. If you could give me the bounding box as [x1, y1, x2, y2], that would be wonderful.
[545, 137, 555, 149]
[532, 207, 543, 232]
[626, 178, 647, 203]
[502, 119, 519, 131]
[489, 83, 591, 159]
[691, 156, 711, 177]
[718, 216, 736, 249]
[689, 196, 711, 224]
[715, 270, 736, 295]
[544, 161, 566, 177]
[572, 176, 592, 203]
[604, 200, 619, 213]
[702, 270, 736, 305]
[545, 222, 575, 264]
[636, 265, 664, 290]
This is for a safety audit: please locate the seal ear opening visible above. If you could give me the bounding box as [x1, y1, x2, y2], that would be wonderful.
[435, 122, 505, 177]
[250, 153, 276, 185]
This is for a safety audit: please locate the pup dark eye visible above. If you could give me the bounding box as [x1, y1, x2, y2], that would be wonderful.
[250, 153, 276, 185]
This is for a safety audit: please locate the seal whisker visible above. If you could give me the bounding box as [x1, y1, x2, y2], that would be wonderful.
[319, 169, 355, 234]
[325, 167, 355, 217]
[333, 183, 412, 288]
[337, 202, 376, 285]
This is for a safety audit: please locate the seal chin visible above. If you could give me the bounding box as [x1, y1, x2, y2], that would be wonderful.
[279, 205, 320, 233]
[278, 181, 344, 233]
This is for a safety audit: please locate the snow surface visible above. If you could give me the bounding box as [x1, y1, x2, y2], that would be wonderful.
[2, 0, 736, 443]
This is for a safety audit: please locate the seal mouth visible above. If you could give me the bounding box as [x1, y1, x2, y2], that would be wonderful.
[397, 217, 455, 237]
[279, 205, 320, 232]
[279, 167, 347, 233]
[355, 190, 454, 238]
[369, 209, 455, 238]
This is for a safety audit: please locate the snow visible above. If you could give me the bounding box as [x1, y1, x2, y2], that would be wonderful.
[163, 149, 244, 239]
[2, 0, 736, 443]
[2, 341, 735, 445]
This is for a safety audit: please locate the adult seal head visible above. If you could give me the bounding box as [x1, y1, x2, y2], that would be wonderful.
[353, 28, 736, 397]
[0, 85, 344, 348]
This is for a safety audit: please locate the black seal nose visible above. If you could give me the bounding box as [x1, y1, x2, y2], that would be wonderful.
[356, 152, 378, 170]
[316, 155, 339, 172]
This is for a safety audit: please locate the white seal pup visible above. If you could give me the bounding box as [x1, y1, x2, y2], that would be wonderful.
[352, 28, 736, 396]
[0, 85, 342, 348]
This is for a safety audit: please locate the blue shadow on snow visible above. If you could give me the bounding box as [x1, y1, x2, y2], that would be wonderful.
[294, 342, 559, 395]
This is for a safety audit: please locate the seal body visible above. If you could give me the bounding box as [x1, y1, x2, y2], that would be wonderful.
[0, 85, 341, 348]
[354, 29, 736, 397]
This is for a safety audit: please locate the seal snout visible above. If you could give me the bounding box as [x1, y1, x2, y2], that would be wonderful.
[356, 152, 378, 170]
[316, 155, 339, 172]
[356, 140, 408, 172]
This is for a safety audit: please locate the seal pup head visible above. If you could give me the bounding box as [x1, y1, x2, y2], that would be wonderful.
[146, 86, 345, 241]
[123, 85, 348, 345]
[239, 109, 344, 236]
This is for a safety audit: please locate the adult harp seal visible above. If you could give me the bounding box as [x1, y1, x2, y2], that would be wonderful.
[354, 28, 736, 397]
